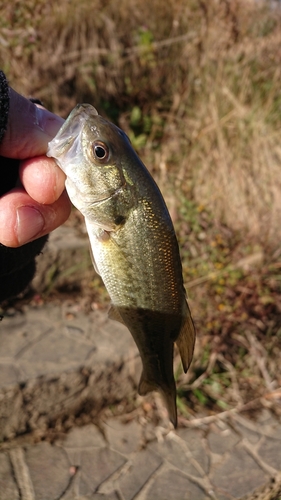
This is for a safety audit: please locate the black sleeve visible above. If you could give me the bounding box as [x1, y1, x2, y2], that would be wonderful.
[0, 71, 48, 303]
[0, 70, 10, 142]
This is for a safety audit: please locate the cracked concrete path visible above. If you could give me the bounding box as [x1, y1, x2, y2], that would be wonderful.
[0, 304, 139, 442]
[0, 411, 281, 499]
[0, 305, 280, 500]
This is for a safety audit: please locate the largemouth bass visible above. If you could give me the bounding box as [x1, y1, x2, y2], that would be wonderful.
[47, 104, 195, 426]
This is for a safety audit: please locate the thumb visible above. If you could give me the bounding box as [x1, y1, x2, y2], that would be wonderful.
[0, 88, 64, 160]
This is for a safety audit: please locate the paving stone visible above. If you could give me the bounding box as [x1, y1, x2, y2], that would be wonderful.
[210, 444, 270, 499]
[207, 423, 241, 455]
[73, 494, 119, 500]
[0, 452, 19, 500]
[233, 426, 261, 445]
[61, 424, 106, 449]
[0, 306, 139, 441]
[105, 418, 143, 455]
[24, 442, 71, 500]
[76, 447, 126, 496]
[9, 447, 36, 500]
[146, 468, 210, 500]
[257, 436, 281, 471]
[118, 448, 163, 500]
[233, 412, 281, 444]
[256, 411, 281, 439]
[256, 409, 281, 429]
[91, 495, 120, 499]
[59, 471, 121, 500]
[18, 328, 94, 365]
[0, 314, 38, 359]
[177, 428, 209, 473]
[32, 225, 91, 293]
[149, 432, 204, 477]
[0, 363, 24, 387]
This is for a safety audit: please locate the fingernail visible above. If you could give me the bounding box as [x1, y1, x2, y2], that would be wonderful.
[35, 107, 64, 138]
[16, 206, 45, 245]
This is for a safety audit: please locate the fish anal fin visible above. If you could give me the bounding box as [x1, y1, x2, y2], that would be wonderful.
[176, 306, 196, 373]
[138, 370, 177, 428]
[108, 304, 125, 325]
[138, 370, 158, 396]
[161, 388, 177, 428]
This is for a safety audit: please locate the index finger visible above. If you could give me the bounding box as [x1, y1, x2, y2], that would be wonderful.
[0, 89, 64, 159]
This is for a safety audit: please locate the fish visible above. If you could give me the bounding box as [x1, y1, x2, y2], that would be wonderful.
[47, 103, 195, 427]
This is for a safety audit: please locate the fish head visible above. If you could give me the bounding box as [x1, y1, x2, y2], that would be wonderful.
[47, 103, 134, 215]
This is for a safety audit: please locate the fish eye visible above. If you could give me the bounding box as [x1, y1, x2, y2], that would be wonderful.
[92, 141, 110, 161]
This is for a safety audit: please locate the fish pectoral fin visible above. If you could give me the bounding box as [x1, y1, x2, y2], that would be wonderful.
[108, 304, 125, 324]
[176, 306, 196, 373]
[89, 244, 101, 276]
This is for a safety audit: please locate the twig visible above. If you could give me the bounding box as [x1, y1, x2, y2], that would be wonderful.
[246, 331, 276, 391]
[185, 351, 218, 390]
[42, 31, 197, 70]
[179, 388, 281, 428]
[217, 353, 244, 405]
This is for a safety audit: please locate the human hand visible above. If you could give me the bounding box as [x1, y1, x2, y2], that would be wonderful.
[0, 88, 71, 247]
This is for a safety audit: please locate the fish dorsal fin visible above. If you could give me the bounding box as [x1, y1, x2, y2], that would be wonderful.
[108, 304, 125, 325]
[176, 304, 196, 373]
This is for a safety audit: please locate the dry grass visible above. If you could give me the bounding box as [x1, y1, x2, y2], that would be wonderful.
[1, 0, 281, 242]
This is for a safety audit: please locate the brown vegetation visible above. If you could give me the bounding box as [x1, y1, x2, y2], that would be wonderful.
[1, 0, 281, 241]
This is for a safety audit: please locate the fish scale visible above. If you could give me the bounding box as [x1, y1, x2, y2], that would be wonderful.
[47, 103, 196, 426]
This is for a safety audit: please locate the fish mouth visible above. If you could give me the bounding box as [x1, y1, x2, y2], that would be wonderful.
[62, 104, 99, 139]
[56, 104, 99, 141]
[47, 104, 99, 167]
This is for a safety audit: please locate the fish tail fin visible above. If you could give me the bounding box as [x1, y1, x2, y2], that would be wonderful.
[138, 369, 177, 428]
[176, 303, 196, 373]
